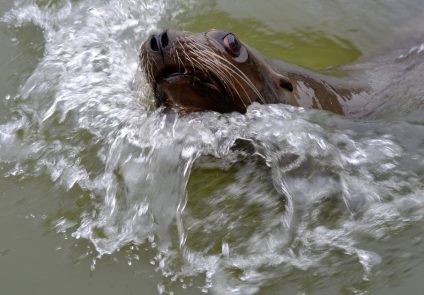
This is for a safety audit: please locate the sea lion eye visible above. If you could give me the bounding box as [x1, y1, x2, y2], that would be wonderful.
[223, 33, 241, 57]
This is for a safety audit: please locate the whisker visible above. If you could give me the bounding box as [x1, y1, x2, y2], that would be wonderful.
[186, 39, 264, 103]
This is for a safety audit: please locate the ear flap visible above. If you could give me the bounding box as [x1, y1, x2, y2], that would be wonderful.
[272, 72, 293, 92]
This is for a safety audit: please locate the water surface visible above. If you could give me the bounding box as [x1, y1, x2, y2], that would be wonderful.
[1, 0, 424, 294]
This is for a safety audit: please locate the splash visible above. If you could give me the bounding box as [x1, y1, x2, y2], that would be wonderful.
[1, 0, 200, 254]
[1, 1, 424, 294]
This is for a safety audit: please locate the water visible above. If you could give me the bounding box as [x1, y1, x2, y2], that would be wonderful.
[1, 0, 424, 294]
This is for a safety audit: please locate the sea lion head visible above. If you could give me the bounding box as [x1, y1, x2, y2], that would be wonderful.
[139, 29, 294, 113]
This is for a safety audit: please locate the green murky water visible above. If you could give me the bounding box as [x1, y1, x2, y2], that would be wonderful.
[1, 0, 424, 294]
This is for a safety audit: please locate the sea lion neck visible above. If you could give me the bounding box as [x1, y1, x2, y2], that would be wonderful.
[264, 56, 371, 116]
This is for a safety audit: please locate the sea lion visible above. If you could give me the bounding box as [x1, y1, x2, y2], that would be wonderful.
[139, 29, 424, 118]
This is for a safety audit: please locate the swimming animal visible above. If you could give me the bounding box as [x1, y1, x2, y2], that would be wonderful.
[139, 29, 424, 118]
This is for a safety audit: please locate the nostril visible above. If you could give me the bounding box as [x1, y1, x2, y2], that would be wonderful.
[150, 36, 159, 52]
[160, 31, 169, 48]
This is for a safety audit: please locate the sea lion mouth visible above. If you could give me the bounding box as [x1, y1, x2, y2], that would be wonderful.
[155, 67, 223, 94]
[153, 66, 235, 112]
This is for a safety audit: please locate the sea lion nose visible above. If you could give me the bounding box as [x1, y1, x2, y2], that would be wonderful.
[149, 30, 169, 52]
